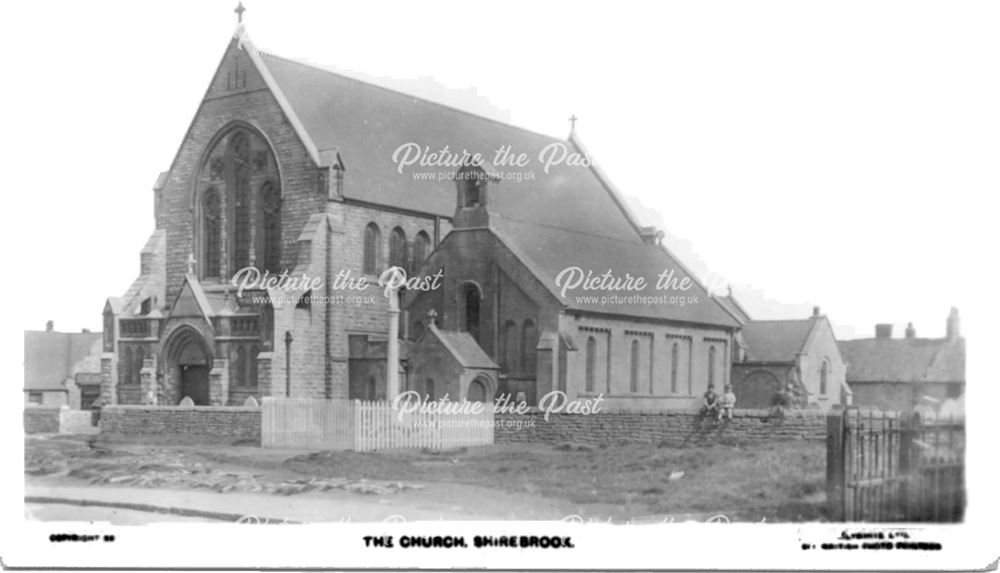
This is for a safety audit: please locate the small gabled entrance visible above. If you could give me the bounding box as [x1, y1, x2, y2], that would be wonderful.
[163, 325, 213, 405]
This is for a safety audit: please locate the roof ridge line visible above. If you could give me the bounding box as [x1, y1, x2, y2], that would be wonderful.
[491, 212, 647, 245]
[258, 51, 566, 144]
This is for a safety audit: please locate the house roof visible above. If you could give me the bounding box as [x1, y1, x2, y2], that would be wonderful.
[431, 326, 499, 370]
[741, 319, 818, 363]
[838, 337, 965, 384]
[488, 216, 739, 328]
[24, 330, 102, 391]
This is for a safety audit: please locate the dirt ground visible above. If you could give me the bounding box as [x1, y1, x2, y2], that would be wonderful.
[24, 434, 828, 522]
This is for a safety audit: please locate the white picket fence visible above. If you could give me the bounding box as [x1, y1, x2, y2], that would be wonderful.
[261, 397, 494, 451]
[261, 398, 355, 449]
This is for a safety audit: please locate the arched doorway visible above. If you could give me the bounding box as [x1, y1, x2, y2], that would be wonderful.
[737, 369, 781, 409]
[467, 376, 493, 403]
[164, 326, 213, 405]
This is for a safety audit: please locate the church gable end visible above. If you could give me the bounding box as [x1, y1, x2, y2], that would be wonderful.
[205, 38, 269, 100]
[156, 38, 325, 302]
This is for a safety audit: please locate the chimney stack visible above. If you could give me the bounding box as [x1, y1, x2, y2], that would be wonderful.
[812, 306, 821, 318]
[905, 322, 916, 338]
[946, 307, 961, 341]
[875, 323, 893, 339]
[45, 320, 54, 332]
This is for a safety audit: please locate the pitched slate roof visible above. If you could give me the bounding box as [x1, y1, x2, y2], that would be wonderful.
[24, 330, 102, 391]
[431, 327, 499, 370]
[489, 216, 739, 327]
[242, 38, 738, 328]
[259, 52, 638, 242]
[741, 319, 817, 363]
[838, 338, 965, 384]
[715, 294, 751, 324]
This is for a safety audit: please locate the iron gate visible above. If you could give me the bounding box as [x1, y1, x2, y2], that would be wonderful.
[826, 407, 965, 522]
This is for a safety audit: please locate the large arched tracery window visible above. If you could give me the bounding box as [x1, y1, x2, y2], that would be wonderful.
[199, 126, 280, 279]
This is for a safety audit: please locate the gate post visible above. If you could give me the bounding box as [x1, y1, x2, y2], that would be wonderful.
[826, 407, 847, 521]
[898, 411, 921, 520]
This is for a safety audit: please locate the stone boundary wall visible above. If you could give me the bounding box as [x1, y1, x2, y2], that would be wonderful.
[495, 408, 827, 446]
[24, 406, 62, 434]
[100, 405, 261, 439]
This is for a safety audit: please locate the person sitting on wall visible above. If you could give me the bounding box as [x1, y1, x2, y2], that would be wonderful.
[700, 384, 720, 421]
[719, 384, 737, 421]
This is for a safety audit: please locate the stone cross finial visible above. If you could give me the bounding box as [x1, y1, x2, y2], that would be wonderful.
[569, 114, 578, 133]
[234, 1, 246, 23]
[427, 308, 438, 326]
[186, 253, 198, 275]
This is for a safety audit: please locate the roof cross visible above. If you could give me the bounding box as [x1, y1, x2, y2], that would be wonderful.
[569, 114, 578, 133]
[234, 2, 246, 23]
[427, 308, 438, 326]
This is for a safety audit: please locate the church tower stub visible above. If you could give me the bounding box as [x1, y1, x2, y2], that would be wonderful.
[452, 163, 499, 229]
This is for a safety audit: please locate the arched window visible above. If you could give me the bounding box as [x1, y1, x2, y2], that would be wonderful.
[202, 188, 222, 278]
[235, 346, 247, 387]
[412, 231, 430, 273]
[630, 340, 640, 393]
[259, 181, 281, 272]
[462, 283, 481, 342]
[501, 320, 517, 371]
[671, 342, 680, 393]
[228, 131, 252, 272]
[134, 346, 145, 386]
[103, 310, 115, 352]
[248, 345, 259, 389]
[199, 126, 279, 279]
[389, 227, 406, 269]
[468, 378, 488, 402]
[121, 347, 133, 386]
[521, 320, 538, 375]
[260, 303, 274, 350]
[585, 336, 596, 392]
[458, 165, 486, 208]
[363, 223, 380, 275]
[708, 345, 717, 388]
[820, 360, 829, 395]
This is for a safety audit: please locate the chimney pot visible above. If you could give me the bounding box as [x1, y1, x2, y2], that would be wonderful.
[875, 323, 893, 339]
[905, 322, 916, 338]
[45, 320, 54, 332]
[813, 306, 820, 317]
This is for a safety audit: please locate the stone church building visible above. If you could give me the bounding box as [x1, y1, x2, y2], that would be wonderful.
[99, 19, 744, 411]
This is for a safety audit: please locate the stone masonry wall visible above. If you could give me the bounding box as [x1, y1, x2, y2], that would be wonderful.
[24, 406, 62, 434]
[495, 409, 826, 447]
[100, 406, 260, 439]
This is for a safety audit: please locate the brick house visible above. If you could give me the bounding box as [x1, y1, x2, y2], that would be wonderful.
[838, 309, 965, 412]
[99, 22, 742, 410]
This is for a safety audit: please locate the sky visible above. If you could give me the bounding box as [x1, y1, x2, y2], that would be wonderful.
[3, 0, 998, 344]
